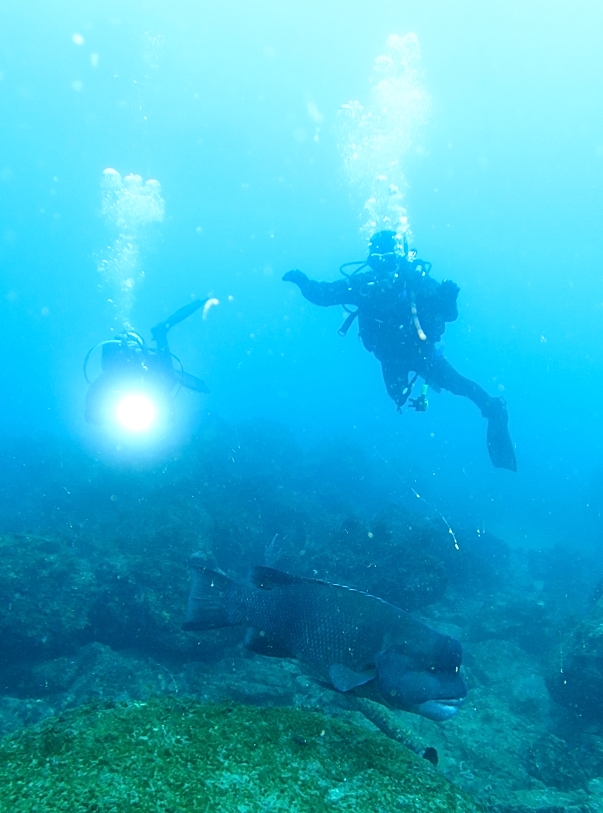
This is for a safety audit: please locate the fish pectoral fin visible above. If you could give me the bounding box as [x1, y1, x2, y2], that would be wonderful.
[328, 664, 376, 693]
[244, 627, 294, 658]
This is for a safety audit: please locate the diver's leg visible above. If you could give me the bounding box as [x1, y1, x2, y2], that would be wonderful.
[380, 357, 412, 410]
[425, 357, 491, 412]
[426, 357, 517, 472]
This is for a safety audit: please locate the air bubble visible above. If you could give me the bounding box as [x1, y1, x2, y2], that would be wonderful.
[337, 33, 430, 243]
[97, 168, 165, 327]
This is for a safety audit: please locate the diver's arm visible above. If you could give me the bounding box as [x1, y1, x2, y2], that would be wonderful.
[437, 279, 460, 322]
[283, 269, 361, 306]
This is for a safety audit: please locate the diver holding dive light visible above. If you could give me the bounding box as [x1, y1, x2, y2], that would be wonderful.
[283, 230, 516, 471]
[84, 299, 209, 431]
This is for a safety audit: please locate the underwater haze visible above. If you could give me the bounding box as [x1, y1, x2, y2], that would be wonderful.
[2, 0, 603, 541]
[1, 2, 603, 810]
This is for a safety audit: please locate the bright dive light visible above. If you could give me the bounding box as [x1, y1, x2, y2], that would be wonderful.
[116, 393, 157, 432]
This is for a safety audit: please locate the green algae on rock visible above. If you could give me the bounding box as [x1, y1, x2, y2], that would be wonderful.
[0, 698, 482, 813]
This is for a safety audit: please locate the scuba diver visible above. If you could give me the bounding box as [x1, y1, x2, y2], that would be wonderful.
[283, 230, 516, 471]
[84, 299, 209, 429]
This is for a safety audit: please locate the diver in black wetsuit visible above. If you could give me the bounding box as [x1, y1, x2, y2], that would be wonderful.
[84, 300, 210, 426]
[283, 229, 516, 471]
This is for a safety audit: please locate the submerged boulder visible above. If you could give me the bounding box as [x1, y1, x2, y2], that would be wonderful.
[525, 732, 587, 790]
[0, 533, 96, 663]
[367, 504, 450, 609]
[0, 530, 210, 667]
[546, 595, 603, 724]
[0, 698, 482, 812]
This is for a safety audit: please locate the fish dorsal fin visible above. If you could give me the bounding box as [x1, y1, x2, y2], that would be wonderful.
[251, 566, 305, 590]
[251, 567, 370, 595]
[329, 664, 376, 693]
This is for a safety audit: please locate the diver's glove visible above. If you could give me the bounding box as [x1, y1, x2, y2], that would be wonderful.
[282, 269, 309, 287]
[440, 279, 460, 301]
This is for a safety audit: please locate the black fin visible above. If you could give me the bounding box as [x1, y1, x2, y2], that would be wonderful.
[182, 558, 235, 631]
[250, 566, 305, 590]
[486, 401, 517, 472]
[329, 664, 376, 693]
[151, 299, 207, 346]
[176, 369, 210, 393]
[244, 628, 294, 658]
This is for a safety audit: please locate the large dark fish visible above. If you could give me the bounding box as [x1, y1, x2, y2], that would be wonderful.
[182, 557, 466, 721]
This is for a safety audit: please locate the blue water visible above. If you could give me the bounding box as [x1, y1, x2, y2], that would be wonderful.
[0, 0, 603, 810]
[1, 2, 603, 798]
[2, 3, 602, 557]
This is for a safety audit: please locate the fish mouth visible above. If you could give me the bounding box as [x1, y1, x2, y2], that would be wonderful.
[417, 697, 465, 721]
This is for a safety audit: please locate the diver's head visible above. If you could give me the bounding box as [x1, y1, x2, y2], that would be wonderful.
[367, 230, 405, 275]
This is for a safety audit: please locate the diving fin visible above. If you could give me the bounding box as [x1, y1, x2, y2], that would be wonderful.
[151, 299, 207, 349]
[485, 398, 517, 472]
[175, 369, 210, 393]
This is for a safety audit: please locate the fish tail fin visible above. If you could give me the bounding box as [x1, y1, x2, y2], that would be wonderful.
[182, 557, 237, 631]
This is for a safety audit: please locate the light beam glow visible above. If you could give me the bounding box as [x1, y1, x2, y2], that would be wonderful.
[115, 394, 156, 432]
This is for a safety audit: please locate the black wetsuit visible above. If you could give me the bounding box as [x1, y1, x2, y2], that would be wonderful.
[290, 262, 492, 414]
